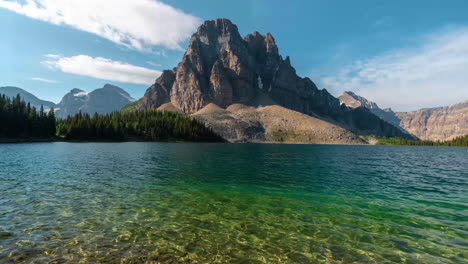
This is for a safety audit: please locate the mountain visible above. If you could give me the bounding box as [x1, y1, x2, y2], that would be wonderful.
[56, 84, 135, 118]
[339, 91, 402, 127]
[0, 86, 56, 110]
[338, 91, 468, 141]
[135, 18, 407, 140]
[396, 101, 468, 141]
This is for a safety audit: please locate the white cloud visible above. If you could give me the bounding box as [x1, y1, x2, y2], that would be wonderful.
[0, 0, 201, 51]
[43, 55, 161, 85]
[147, 61, 162, 68]
[31, 77, 57, 83]
[44, 54, 61, 59]
[321, 26, 468, 111]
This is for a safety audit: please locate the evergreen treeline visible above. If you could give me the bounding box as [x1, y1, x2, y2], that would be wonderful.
[0, 93, 56, 139]
[377, 135, 468, 147]
[56, 110, 224, 142]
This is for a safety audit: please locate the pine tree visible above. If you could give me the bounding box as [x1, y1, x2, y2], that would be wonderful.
[0, 93, 56, 139]
[55, 110, 224, 142]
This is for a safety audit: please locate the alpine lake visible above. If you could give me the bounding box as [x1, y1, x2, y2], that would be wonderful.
[0, 143, 466, 263]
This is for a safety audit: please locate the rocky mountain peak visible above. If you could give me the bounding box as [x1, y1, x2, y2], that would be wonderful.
[138, 18, 409, 138]
[102, 84, 119, 90]
[339, 91, 379, 110]
[99, 84, 132, 97]
[70, 88, 85, 94]
[195, 18, 240, 39]
[244, 31, 279, 55]
[188, 18, 245, 58]
[264, 33, 278, 54]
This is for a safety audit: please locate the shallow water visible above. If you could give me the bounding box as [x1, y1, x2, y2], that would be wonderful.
[0, 143, 467, 263]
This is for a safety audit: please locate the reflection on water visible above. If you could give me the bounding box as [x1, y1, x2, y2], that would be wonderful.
[0, 143, 467, 263]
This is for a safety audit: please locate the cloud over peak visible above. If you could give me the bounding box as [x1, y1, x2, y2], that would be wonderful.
[0, 0, 201, 51]
[321, 26, 468, 111]
[43, 55, 161, 85]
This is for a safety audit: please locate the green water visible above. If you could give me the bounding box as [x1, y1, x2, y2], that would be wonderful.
[0, 143, 467, 263]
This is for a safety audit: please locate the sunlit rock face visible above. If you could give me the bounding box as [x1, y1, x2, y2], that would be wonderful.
[339, 91, 468, 141]
[396, 101, 468, 141]
[139, 18, 408, 138]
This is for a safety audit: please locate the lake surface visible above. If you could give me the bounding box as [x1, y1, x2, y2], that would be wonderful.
[0, 143, 467, 263]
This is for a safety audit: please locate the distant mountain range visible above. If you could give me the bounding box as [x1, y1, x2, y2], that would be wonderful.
[55, 84, 135, 118]
[0, 84, 135, 119]
[0, 86, 56, 110]
[130, 18, 409, 143]
[339, 91, 468, 141]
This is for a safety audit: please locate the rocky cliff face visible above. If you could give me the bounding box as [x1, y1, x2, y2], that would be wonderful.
[339, 91, 468, 141]
[396, 101, 468, 141]
[56, 84, 135, 118]
[139, 18, 407, 138]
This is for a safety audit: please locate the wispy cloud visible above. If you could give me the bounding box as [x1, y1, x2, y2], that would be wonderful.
[321, 26, 468, 111]
[31, 77, 57, 83]
[147, 61, 162, 68]
[0, 0, 201, 51]
[44, 54, 61, 59]
[43, 55, 161, 85]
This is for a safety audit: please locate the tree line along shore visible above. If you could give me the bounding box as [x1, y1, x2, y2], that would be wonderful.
[0, 93, 223, 142]
[1, 93, 466, 146]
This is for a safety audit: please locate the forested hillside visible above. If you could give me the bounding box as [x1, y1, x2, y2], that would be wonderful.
[0, 94, 56, 139]
[56, 111, 224, 142]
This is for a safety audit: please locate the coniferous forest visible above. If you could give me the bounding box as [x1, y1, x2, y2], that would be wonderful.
[0, 94, 56, 139]
[376, 135, 468, 147]
[56, 111, 224, 142]
[1, 93, 223, 142]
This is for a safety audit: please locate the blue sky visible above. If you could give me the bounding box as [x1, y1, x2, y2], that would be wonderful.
[1, 0, 468, 111]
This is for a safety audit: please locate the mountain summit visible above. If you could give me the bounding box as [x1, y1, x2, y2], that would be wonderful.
[339, 91, 402, 127]
[0, 86, 56, 110]
[56, 84, 135, 118]
[137, 18, 407, 138]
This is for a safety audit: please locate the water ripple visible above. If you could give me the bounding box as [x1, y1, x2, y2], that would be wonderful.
[0, 143, 466, 263]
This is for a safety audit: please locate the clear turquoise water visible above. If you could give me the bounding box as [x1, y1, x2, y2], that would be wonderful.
[0, 143, 467, 263]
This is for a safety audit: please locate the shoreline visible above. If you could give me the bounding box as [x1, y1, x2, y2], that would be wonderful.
[0, 138, 466, 147]
[0, 138, 224, 144]
[0, 138, 56, 144]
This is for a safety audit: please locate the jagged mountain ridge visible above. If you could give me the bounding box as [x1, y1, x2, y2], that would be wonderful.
[339, 91, 402, 127]
[338, 91, 468, 141]
[137, 18, 407, 138]
[0, 86, 56, 110]
[56, 84, 135, 118]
